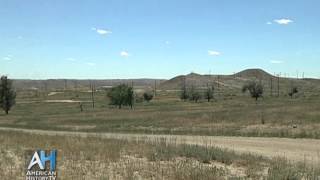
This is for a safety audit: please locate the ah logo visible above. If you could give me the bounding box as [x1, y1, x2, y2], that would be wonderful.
[27, 150, 57, 171]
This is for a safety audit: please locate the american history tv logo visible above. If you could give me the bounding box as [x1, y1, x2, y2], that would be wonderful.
[26, 149, 57, 180]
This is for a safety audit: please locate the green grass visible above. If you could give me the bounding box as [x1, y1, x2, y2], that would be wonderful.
[1, 89, 320, 138]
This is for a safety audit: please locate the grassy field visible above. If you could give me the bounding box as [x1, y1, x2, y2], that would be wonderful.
[1, 88, 320, 139]
[1, 79, 320, 179]
[1, 130, 319, 179]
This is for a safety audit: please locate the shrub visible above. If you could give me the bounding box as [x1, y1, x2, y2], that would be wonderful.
[288, 87, 298, 98]
[242, 81, 263, 101]
[107, 84, 134, 109]
[143, 92, 153, 102]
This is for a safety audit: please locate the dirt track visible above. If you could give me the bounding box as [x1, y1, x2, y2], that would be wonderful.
[1, 127, 319, 165]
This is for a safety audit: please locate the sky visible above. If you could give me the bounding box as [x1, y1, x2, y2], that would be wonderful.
[0, 0, 319, 79]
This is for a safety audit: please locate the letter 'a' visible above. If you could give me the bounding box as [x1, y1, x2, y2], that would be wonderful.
[27, 151, 44, 170]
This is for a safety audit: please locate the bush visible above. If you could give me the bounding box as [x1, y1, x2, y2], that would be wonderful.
[143, 92, 153, 102]
[288, 87, 298, 98]
[107, 84, 134, 109]
[242, 81, 263, 101]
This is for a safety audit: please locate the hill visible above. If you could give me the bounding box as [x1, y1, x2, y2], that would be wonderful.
[11, 68, 320, 96]
[235, 69, 274, 79]
[159, 69, 320, 96]
[159, 69, 274, 90]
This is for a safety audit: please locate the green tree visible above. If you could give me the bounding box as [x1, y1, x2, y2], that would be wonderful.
[242, 81, 263, 101]
[0, 76, 16, 114]
[107, 84, 134, 109]
[143, 92, 153, 102]
[288, 87, 298, 98]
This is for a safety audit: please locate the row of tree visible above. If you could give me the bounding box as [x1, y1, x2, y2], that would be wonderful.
[0, 76, 301, 114]
[242, 81, 298, 100]
[180, 84, 215, 102]
[181, 80, 299, 102]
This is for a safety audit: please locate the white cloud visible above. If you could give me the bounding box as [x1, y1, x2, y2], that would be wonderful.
[97, 29, 112, 35]
[86, 62, 96, 66]
[3, 55, 12, 61]
[274, 18, 293, 25]
[3, 57, 11, 61]
[266, 22, 272, 25]
[66, 57, 76, 61]
[270, 60, 284, 64]
[92, 27, 112, 35]
[120, 51, 130, 57]
[208, 50, 221, 56]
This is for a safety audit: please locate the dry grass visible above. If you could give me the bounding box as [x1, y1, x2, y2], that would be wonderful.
[0, 130, 319, 179]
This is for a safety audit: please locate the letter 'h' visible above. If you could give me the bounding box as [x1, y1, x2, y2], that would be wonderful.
[40, 150, 56, 171]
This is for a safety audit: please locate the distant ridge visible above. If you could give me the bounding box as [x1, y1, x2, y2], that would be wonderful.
[10, 68, 320, 92]
[12, 79, 166, 90]
[159, 68, 320, 91]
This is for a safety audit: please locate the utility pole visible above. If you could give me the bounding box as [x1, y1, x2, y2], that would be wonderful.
[181, 76, 187, 101]
[74, 80, 78, 90]
[64, 79, 67, 90]
[270, 77, 273, 97]
[217, 75, 220, 98]
[154, 80, 157, 97]
[42, 81, 48, 98]
[90, 81, 95, 109]
[277, 74, 280, 97]
[44, 81, 48, 92]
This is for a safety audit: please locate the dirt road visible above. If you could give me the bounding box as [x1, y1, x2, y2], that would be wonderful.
[1, 127, 319, 165]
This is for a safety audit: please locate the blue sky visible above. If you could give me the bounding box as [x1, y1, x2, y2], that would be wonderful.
[0, 0, 319, 79]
